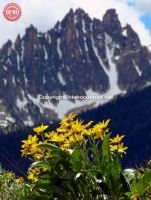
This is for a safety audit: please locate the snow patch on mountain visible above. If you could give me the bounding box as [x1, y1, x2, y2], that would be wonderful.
[132, 60, 142, 76]
[105, 33, 123, 95]
[57, 72, 66, 85]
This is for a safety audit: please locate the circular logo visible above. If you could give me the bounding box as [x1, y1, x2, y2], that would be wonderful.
[3, 3, 22, 22]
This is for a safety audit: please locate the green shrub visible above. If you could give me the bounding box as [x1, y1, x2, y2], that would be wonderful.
[0, 166, 30, 200]
[2, 114, 151, 199]
[21, 114, 129, 199]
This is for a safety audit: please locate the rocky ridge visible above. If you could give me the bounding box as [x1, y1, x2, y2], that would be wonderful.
[0, 8, 151, 129]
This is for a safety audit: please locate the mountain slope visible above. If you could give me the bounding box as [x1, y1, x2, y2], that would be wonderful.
[0, 8, 151, 128]
[0, 85, 151, 174]
[79, 85, 151, 167]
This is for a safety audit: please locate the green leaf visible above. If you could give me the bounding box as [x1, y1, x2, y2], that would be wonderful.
[29, 161, 51, 171]
[101, 133, 111, 171]
[37, 143, 59, 151]
[132, 170, 151, 196]
[100, 134, 123, 197]
[69, 148, 86, 171]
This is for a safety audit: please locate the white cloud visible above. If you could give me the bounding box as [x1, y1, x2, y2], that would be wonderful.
[126, 0, 151, 15]
[0, 0, 151, 47]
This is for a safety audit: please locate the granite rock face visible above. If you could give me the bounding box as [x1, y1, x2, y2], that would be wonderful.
[0, 8, 151, 128]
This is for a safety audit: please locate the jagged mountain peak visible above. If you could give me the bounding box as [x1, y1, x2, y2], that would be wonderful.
[0, 8, 151, 130]
[125, 24, 141, 46]
[1, 40, 12, 51]
[66, 7, 89, 17]
[102, 9, 122, 36]
[23, 25, 38, 42]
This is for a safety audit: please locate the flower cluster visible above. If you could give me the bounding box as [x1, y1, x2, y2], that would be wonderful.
[110, 134, 128, 155]
[45, 113, 94, 150]
[21, 113, 128, 182]
[21, 125, 51, 160]
[21, 114, 127, 157]
[27, 168, 41, 182]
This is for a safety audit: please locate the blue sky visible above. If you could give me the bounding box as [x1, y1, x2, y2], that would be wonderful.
[141, 15, 151, 32]
[128, 0, 151, 36]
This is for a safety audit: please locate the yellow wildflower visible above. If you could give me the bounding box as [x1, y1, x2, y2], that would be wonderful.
[33, 148, 46, 160]
[6, 171, 14, 179]
[15, 177, 24, 183]
[50, 134, 65, 143]
[73, 133, 84, 143]
[92, 119, 110, 140]
[71, 119, 83, 132]
[109, 134, 128, 155]
[110, 143, 128, 154]
[33, 124, 48, 135]
[44, 151, 52, 159]
[98, 119, 110, 128]
[82, 129, 92, 137]
[110, 134, 125, 144]
[109, 144, 118, 152]
[68, 135, 76, 144]
[63, 130, 73, 138]
[60, 113, 77, 127]
[60, 142, 71, 151]
[117, 143, 128, 154]
[21, 135, 38, 157]
[28, 168, 41, 182]
[83, 121, 93, 129]
[45, 131, 55, 140]
[57, 128, 67, 133]
[22, 135, 38, 145]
